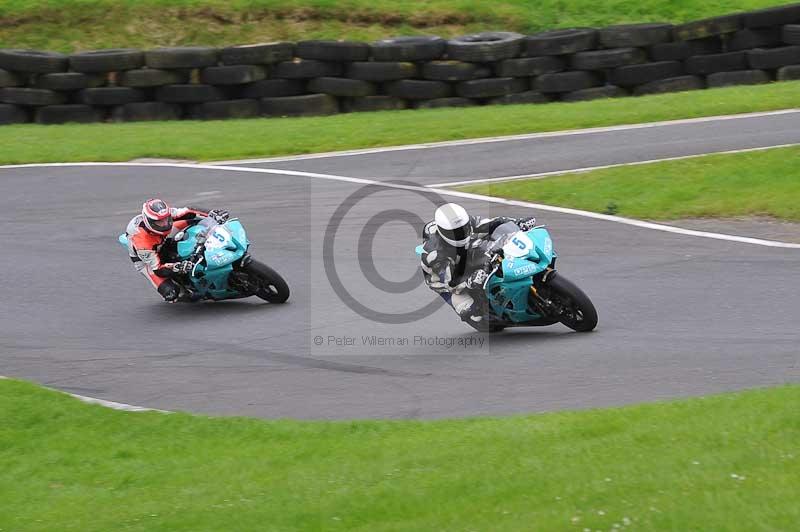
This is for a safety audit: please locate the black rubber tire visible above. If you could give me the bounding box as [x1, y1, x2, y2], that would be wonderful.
[535, 71, 603, 93]
[726, 28, 783, 51]
[610, 61, 684, 86]
[145, 47, 219, 69]
[0, 49, 68, 73]
[69, 49, 144, 73]
[777, 64, 800, 80]
[599, 23, 673, 48]
[784, 24, 800, 45]
[413, 97, 476, 109]
[571, 47, 646, 70]
[79, 87, 145, 106]
[685, 51, 748, 75]
[118, 68, 188, 87]
[188, 99, 260, 120]
[673, 15, 743, 41]
[111, 101, 182, 122]
[296, 40, 370, 62]
[456, 77, 528, 98]
[561, 85, 627, 102]
[421, 60, 491, 81]
[487, 90, 551, 105]
[747, 46, 800, 69]
[155, 84, 226, 103]
[341, 95, 407, 112]
[346, 61, 417, 81]
[220, 42, 294, 65]
[201, 65, 267, 85]
[260, 93, 339, 117]
[371, 36, 446, 61]
[744, 3, 800, 28]
[633, 75, 705, 96]
[707, 69, 771, 88]
[35, 104, 104, 124]
[524, 28, 597, 56]
[384, 79, 451, 100]
[308, 77, 376, 97]
[494, 56, 565, 77]
[447, 32, 525, 62]
[0, 103, 28, 124]
[272, 59, 342, 79]
[243, 259, 290, 303]
[240, 79, 307, 98]
[35, 72, 105, 90]
[540, 274, 597, 332]
[0, 69, 21, 88]
[1, 87, 66, 106]
[649, 38, 721, 61]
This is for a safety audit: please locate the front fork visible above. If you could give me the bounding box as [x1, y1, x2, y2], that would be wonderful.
[529, 267, 557, 315]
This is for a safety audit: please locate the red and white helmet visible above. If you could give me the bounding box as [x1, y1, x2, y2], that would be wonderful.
[141, 198, 173, 235]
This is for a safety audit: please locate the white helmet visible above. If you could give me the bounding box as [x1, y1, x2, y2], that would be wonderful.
[435, 203, 471, 247]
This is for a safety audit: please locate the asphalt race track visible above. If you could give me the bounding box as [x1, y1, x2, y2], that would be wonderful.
[2, 111, 799, 419]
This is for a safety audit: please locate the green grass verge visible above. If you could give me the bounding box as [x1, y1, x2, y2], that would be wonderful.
[2, 82, 799, 165]
[2, 378, 799, 531]
[461, 144, 800, 221]
[0, 0, 796, 51]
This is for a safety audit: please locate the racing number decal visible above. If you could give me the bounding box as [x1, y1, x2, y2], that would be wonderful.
[511, 237, 527, 251]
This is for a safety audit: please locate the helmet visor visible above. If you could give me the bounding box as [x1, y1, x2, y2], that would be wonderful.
[148, 215, 173, 233]
[439, 224, 471, 245]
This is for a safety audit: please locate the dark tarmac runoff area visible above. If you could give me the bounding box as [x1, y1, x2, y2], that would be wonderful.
[2, 111, 799, 419]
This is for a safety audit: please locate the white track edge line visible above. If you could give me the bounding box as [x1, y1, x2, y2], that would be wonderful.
[206, 109, 800, 165]
[2, 161, 799, 249]
[0, 375, 168, 413]
[428, 142, 800, 187]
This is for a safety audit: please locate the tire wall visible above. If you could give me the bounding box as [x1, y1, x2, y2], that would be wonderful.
[2, 6, 800, 124]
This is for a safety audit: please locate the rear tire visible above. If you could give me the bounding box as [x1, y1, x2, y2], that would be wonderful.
[541, 274, 598, 332]
[243, 259, 290, 304]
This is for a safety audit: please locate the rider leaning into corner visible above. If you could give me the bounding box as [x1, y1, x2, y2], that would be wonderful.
[420, 203, 537, 328]
[125, 198, 229, 303]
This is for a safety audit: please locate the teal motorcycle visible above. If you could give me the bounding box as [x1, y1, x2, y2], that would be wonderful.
[119, 217, 289, 303]
[416, 222, 597, 333]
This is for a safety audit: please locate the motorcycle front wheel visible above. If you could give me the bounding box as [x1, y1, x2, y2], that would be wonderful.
[540, 274, 597, 332]
[243, 259, 290, 304]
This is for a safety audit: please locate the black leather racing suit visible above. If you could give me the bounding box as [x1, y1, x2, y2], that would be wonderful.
[419, 215, 528, 323]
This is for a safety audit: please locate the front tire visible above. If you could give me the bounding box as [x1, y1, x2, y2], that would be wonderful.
[243, 259, 290, 304]
[541, 274, 598, 332]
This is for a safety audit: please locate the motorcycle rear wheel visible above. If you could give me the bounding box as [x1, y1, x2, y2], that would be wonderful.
[541, 274, 597, 332]
[243, 259, 290, 304]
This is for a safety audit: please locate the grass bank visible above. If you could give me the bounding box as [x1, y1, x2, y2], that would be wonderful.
[461, 144, 800, 221]
[2, 81, 799, 165]
[1, 0, 796, 51]
[1, 378, 799, 531]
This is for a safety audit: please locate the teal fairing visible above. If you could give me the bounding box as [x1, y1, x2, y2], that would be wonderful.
[483, 226, 557, 323]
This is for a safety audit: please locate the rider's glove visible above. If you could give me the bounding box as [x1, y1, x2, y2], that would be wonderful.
[518, 217, 537, 231]
[171, 260, 195, 274]
[208, 209, 230, 224]
[466, 268, 489, 289]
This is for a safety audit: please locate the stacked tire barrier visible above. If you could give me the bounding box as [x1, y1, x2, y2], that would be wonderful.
[2, 3, 800, 125]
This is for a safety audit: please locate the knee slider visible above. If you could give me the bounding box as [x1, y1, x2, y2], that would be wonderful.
[158, 282, 179, 302]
